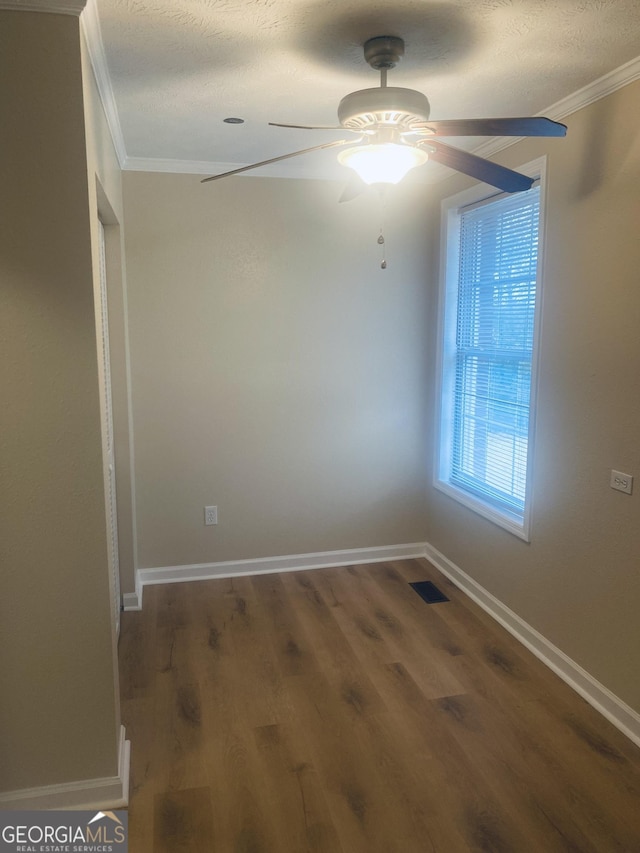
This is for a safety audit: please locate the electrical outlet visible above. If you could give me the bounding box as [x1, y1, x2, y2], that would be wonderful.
[204, 505, 218, 525]
[610, 470, 633, 495]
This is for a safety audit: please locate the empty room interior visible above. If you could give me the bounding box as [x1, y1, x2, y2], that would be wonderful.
[2, 0, 640, 850]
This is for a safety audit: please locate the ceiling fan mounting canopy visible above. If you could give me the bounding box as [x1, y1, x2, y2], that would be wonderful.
[363, 35, 405, 70]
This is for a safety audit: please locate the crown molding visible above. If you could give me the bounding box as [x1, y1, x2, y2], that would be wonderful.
[122, 154, 454, 185]
[80, 0, 127, 168]
[472, 53, 640, 162]
[24, 0, 640, 183]
[127, 54, 640, 180]
[122, 155, 347, 182]
[0, 0, 86, 13]
[545, 53, 640, 119]
[123, 157, 251, 176]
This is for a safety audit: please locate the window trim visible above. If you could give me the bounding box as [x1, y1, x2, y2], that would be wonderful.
[433, 156, 547, 542]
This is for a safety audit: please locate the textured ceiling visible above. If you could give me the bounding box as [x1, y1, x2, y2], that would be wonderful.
[94, 0, 640, 179]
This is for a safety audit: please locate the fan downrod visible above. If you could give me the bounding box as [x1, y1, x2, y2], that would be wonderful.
[363, 36, 405, 70]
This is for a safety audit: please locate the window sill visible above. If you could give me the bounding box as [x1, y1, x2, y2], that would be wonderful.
[433, 478, 531, 542]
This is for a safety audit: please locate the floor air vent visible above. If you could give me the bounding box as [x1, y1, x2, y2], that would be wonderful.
[410, 580, 450, 604]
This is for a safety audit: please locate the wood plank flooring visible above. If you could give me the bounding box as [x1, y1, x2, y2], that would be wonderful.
[119, 559, 640, 852]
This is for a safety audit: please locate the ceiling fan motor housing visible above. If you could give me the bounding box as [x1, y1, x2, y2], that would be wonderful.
[338, 87, 431, 131]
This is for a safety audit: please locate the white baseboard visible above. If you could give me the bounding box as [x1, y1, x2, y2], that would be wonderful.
[0, 726, 130, 811]
[423, 542, 640, 749]
[131, 539, 640, 748]
[136, 542, 427, 604]
[122, 590, 141, 611]
[122, 569, 144, 611]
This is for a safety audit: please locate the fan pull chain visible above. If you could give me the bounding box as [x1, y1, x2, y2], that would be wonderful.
[378, 187, 387, 269]
[378, 231, 386, 269]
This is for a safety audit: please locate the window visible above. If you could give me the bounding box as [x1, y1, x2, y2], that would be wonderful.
[435, 158, 545, 540]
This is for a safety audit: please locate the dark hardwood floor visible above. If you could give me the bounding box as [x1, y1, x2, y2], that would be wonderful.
[119, 559, 640, 852]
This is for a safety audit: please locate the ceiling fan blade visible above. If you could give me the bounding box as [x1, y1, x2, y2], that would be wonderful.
[411, 116, 567, 137]
[201, 139, 353, 183]
[424, 140, 534, 193]
[269, 122, 352, 131]
[338, 177, 367, 203]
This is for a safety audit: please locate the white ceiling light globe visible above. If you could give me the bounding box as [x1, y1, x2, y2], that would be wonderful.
[338, 143, 429, 185]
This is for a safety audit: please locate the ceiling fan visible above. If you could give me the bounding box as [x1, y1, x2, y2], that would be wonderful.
[202, 36, 566, 194]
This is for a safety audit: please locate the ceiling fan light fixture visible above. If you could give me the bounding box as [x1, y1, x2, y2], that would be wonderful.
[203, 36, 566, 191]
[338, 142, 428, 185]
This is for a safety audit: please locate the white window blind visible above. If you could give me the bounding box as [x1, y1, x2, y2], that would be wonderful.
[437, 172, 543, 537]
